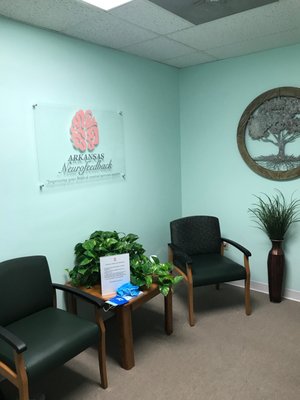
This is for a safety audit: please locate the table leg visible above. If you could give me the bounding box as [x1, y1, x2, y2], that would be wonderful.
[95, 309, 108, 389]
[164, 290, 173, 335]
[116, 306, 135, 370]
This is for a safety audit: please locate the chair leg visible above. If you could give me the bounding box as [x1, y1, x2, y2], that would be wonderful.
[173, 263, 195, 326]
[216, 283, 220, 290]
[14, 353, 29, 400]
[244, 255, 252, 316]
[18, 385, 29, 400]
[95, 309, 108, 389]
[245, 277, 252, 315]
[186, 265, 195, 327]
[187, 284, 195, 326]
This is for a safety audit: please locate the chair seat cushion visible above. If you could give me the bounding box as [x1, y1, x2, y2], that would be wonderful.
[0, 307, 99, 379]
[191, 254, 246, 287]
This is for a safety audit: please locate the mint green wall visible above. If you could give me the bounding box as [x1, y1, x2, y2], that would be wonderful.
[0, 17, 181, 283]
[179, 45, 300, 292]
[2, 15, 300, 293]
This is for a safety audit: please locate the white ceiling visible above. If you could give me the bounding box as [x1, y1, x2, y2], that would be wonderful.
[1, 0, 300, 68]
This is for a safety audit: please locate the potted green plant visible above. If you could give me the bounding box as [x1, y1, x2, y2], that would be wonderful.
[66, 230, 182, 296]
[248, 190, 300, 302]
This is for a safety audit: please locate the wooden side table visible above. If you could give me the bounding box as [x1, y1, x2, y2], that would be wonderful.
[69, 283, 173, 370]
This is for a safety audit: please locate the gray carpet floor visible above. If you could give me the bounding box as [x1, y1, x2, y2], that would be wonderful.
[1, 283, 300, 400]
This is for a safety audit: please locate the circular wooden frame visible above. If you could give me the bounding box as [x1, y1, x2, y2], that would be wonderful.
[237, 87, 300, 180]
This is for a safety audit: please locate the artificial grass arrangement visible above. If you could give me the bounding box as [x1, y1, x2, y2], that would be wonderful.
[248, 190, 300, 240]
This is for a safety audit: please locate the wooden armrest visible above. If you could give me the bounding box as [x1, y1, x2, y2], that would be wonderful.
[0, 326, 27, 354]
[52, 283, 105, 308]
[221, 237, 251, 257]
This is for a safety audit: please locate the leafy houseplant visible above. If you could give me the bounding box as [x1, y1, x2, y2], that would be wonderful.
[66, 230, 182, 296]
[130, 255, 182, 296]
[248, 190, 300, 302]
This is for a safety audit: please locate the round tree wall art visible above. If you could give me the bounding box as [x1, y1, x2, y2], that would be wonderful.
[237, 87, 300, 180]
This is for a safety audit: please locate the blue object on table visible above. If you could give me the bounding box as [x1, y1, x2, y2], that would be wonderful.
[117, 282, 140, 297]
[106, 296, 129, 306]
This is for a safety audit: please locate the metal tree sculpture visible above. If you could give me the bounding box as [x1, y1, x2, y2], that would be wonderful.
[247, 97, 300, 171]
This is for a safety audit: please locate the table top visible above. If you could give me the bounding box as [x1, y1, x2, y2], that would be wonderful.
[72, 283, 162, 309]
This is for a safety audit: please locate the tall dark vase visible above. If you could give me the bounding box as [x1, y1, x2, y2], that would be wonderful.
[267, 240, 284, 303]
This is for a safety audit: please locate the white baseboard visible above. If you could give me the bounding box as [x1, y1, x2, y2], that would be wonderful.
[228, 280, 300, 302]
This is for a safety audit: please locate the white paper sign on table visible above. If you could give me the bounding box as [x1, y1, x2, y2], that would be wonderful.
[100, 253, 130, 297]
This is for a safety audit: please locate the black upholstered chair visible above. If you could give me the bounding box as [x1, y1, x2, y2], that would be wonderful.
[0, 256, 107, 400]
[169, 216, 251, 326]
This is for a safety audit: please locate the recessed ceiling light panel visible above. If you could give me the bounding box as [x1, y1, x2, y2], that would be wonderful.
[82, 0, 133, 11]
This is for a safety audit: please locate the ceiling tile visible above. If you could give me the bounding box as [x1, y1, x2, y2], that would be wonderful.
[1, 0, 300, 68]
[207, 27, 300, 60]
[109, 0, 193, 34]
[164, 51, 218, 68]
[0, 0, 106, 32]
[62, 11, 157, 49]
[167, 0, 300, 51]
[122, 36, 196, 61]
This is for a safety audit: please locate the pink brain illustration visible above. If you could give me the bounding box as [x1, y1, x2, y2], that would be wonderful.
[70, 109, 99, 152]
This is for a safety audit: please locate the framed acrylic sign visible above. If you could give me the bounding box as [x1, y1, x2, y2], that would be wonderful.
[237, 87, 300, 180]
[33, 103, 126, 190]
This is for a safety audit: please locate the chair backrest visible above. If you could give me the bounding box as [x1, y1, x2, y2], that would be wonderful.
[170, 216, 221, 255]
[0, 256, 53, 326]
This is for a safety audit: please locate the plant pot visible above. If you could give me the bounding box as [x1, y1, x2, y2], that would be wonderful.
[267, 240, 284, 303]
